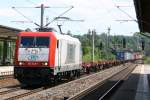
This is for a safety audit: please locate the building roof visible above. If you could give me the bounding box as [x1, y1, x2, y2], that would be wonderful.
[134, 0, 150, 32]
[0, 25, 22, 39]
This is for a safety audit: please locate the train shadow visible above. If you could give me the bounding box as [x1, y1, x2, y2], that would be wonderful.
[80, 73, 140, 100]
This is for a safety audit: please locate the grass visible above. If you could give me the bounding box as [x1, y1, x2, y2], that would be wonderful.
[144, 56, 150, 64]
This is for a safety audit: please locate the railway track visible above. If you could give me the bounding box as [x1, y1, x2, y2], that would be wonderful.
[68, 64, 136, 100]
[0, 86, 21, 95]
[0, 63, 136, 100]
[0, 72, 96, 100]
[0, 87, 46, 100]
[18, 63, 133, 100]
[0, 68, 100, 100]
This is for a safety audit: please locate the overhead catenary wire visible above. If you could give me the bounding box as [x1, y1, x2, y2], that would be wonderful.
[112, 0, 150, 37]
[55, 19, 84, 22]
[45, 6, 74, 26]
[12, 7, 33, 22]
[43, 6, 74, 25]
[24, 0, 72, 19]
[11, 6, 36, 8]
[111, 0, 138, 24]
[98, 0, 136, 33]
[116, 4, 150, 30]
[98, 0, 116, 24]
[11, 21, 33, 23]
[116, 5, 133, 7]
[98, 0, 134, 23]
[12, 7, 40, 27]
[113, 0, 150, 27]
[24, 0, 37, 6]
[116, 6, 137, 22]
[54, 17, 84, 22]
[24, 0, 71, 8]
[12, 3, 75, 30]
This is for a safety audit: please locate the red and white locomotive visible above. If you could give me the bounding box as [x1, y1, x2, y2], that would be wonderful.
[14, 31, 82, 85]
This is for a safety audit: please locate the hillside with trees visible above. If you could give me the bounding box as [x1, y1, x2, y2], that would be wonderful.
[73, 31, 150, 62]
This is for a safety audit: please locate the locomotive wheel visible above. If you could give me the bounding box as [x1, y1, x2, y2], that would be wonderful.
[76, 70, 81, 77]
[52, 74, 62, 84]
[86, 68, 90, 74]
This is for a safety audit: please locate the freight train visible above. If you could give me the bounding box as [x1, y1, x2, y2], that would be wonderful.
[116, 51, 143, 61]
[14, 31, 143, 85]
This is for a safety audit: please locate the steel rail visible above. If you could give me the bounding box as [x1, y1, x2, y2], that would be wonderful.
[99, 65, 136, 100]
[5, 87, 46, 100]
[68, 65, 131, 100]
[0, 87, 21, 95]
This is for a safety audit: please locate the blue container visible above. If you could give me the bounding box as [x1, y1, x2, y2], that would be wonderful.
[116, 52, 125, 60]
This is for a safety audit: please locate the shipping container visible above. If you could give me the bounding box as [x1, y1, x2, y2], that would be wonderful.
[116, 51, 134, 60]
[124, 52, 134, 60]
[116, 52, 125, 60]
[133, 52, 143, 59]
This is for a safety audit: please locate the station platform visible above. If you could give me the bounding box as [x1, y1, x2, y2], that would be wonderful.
[110, 64, 150, 100]
[0, 66, 13, 76]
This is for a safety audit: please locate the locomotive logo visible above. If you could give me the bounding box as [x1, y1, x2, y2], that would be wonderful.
[19, 48, 48, 61]
[26, 49, 39, 61]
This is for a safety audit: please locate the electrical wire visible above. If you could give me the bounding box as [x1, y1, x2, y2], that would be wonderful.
[98, 0, 133, 23]
[116, 6, 137, 22]
[12, 7, 33, 22]
[113, 0, 150, 28]
[45, 6, 74, 26]
[12, 7, 40, 27]
[24, 0, 37, 6]
[117, 4, 150, 29]
[11, 6, 35, 8]
[111, 0, 137, 23]
[25, 0, 74, 27]
[98, 0, 117, 24]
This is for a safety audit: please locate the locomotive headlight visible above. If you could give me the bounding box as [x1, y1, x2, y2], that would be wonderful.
[44, 62, 48, 66]
[41, 62, 48, 66]
[19, 62, 23, 65]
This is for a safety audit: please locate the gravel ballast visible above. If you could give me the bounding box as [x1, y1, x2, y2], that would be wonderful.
[20, 63, 134, 100]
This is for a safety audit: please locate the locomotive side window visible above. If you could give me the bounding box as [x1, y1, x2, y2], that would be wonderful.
[66, 44, 76, 63]
[36, 37, 49, 48]
[20, 37, 34, 47]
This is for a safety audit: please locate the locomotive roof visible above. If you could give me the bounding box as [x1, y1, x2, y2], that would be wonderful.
[54, 33, 81, 44]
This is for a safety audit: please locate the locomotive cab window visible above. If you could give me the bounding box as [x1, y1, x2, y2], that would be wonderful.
[20, 36, 50, 48]
[20, 37, 34, 47]
[36, 37, 49, 48]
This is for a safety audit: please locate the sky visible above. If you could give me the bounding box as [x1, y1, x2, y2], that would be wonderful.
[0, 0, 139, 36]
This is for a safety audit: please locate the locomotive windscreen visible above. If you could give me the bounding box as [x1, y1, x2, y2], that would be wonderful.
[18, 36, 50, 61]
[20, 37, 49, 48]
[20, 37, 34, 47]
[36, 37, 49, 47]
